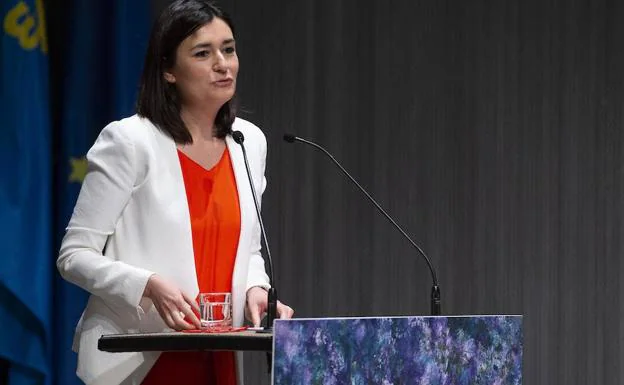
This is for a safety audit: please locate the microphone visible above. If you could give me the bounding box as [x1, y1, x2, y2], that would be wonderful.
[232, 130, 278, 330]
[283, 133, 441, 315]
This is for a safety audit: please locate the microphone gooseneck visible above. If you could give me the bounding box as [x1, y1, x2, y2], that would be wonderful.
[232, 131, 279, 329]
[283, 133, 441, 316]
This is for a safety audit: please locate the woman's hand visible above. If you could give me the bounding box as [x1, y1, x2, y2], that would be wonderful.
[245, 286, 295, 327]
[143, 274, 201, 330]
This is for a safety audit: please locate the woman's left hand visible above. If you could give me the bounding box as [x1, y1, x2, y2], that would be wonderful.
[245, 286, 294, 327]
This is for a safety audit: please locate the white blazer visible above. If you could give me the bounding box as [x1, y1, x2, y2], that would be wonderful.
[57, 115, 270, 385]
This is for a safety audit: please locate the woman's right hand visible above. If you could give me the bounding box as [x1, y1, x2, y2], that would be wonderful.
[143, 274, 202, 330]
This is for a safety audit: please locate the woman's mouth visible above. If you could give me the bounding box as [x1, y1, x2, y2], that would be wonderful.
[214, 78, 234, 87]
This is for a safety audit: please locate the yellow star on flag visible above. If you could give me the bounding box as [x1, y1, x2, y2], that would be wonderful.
[69, 157, 88, 183]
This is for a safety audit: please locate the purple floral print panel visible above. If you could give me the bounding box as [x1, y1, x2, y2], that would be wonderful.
[273, 315, 522, 385]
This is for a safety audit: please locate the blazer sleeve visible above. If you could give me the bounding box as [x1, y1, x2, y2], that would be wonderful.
[57, 121, 154, 313]
[245, 130, 271, 292]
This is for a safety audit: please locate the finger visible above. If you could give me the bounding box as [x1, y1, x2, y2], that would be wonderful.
[163, 312, 176, 329]
[164, 301, 188, 330]
[249, 305, 261, 327]
[278, 304, 294, 319]
[244, 306, 252, 323]
[155, 302, 176, 329]
[176, 296, 200, 329]
[180, 302, 202, 329]
[277, 301, 294, 319]
[172, 310, 195, 330]
[182, 291, 201, 314]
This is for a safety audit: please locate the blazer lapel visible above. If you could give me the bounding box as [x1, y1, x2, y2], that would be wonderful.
[226, 133, 253, 249]
[149, 121, 198, 294]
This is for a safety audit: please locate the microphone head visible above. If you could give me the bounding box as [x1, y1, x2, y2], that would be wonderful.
[283, 133, 296, 143]
[232, 130, 245, 144]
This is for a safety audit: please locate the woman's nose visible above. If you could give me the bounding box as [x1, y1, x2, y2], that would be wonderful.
[213, 52, 227, 72]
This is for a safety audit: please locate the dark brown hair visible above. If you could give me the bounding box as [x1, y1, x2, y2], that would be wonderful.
[136, 0, 237, 143]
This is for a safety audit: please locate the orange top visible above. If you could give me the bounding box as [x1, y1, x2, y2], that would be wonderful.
[142, 148, 240, 385]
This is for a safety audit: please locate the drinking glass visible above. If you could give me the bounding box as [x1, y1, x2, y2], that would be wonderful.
[199, 292, 232, 329]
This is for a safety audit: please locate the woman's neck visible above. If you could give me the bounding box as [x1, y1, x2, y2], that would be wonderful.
[180, 104, 221, 142]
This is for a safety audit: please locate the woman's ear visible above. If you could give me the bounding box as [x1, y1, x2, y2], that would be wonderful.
[163, 71, 176, 83]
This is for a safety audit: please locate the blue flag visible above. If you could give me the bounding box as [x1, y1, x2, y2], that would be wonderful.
[53, 2, 150, 384]
[0, 0, 52, 384]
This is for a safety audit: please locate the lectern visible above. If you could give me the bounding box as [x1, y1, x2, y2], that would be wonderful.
[99, 315, 522, 384]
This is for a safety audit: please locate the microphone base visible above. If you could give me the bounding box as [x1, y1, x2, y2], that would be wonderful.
[264, 287, 278, 377]
[431, 285, 442, 315]
[265, 287, 278, 330]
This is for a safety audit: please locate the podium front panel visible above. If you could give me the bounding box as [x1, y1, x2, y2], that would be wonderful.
[272, 315, 522, 385]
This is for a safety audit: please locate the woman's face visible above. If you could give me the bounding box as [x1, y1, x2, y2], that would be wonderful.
[164, 18, 238, 108]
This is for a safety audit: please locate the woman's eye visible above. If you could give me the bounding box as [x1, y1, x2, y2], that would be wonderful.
[194, 50, 209, 57]
[223, 46, 236, 54]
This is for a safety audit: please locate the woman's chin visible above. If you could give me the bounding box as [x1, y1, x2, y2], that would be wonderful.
[206, 90, 236, 105]
[195, 97, 233, 110]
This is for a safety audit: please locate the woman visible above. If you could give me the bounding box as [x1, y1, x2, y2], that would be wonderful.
[57, 1, 293, 384]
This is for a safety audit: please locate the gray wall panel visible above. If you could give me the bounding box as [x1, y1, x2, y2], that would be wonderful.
[151, 1, 624, 383]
